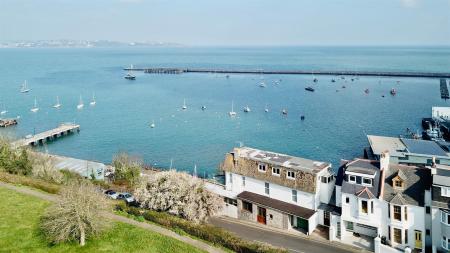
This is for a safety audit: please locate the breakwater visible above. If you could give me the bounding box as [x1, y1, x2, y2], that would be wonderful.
[124, 67, 450, 78]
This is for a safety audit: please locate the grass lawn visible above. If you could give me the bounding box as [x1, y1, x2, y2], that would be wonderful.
[0, 187, 206, 253]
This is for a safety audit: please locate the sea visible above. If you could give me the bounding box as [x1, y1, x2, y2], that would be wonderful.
[1, 46, 450, 177]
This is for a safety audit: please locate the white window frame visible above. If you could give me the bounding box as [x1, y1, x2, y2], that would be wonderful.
[362, 177, 372, 186]
[442, 187, 450, 197]
[258, 163, 266, 173]
[287, 171, 295, 180]
[292, 189, 297, 202]
[272, 167, 280, 176]
[442, 236, 449, 250]
[441, 210, 450, 226]
[349, 175, 356, 183]
[242, 176, 246, 187]
[360, 200, 369, 214]
[265, 182, 270, 195]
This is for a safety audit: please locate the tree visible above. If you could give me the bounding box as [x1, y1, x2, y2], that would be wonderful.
[41, 181, 111, 246]
[112, 152, 142, 187]
[29, 152, 64, 184]
[0, 138, 32, 175]
[134, 170, 221, 223]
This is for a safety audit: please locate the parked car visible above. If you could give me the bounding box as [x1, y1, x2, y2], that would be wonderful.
[104, 189, 118, 199]
[117, 192, 135, 203]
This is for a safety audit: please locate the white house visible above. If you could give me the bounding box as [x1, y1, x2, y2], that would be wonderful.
[218, 147, 335, 235]
[430, 164, 450, 253]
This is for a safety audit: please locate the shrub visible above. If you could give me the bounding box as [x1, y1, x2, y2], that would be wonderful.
[0, 171, 60, 194]
[29, 152, 64, 184]
[134, 170, 221, 223]
[112, 152, 142, 187]
[41, 181, 111, 246]
[0, 139, 32, 175]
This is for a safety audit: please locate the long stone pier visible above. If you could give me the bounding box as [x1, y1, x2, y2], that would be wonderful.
[12, 123, 80, 148]
[124, 67, 450, 79]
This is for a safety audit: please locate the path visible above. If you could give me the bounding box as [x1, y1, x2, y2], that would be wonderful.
[0, 182, 225, 253]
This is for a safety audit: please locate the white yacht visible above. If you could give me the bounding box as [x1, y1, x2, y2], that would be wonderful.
[77, 95, 84, 109]
[20, 80, 31, 93]
[90, 93, 96, 106]
[30, 98, 39, 112]
[150, 120, 155, 128]
[229, 101, 236, 116]
[264, 105, 269, 113]
[182, 99, 187, 110]
[243, 105, 251, 113]
[53, 96, 61, 109]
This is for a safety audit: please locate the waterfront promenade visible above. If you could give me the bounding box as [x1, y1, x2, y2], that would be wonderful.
[125, 67, 450, 78]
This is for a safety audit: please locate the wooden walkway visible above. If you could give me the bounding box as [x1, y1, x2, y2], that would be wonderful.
[440, 79, 449, 99]
[125, 67, 450, 78]
[12, 123, 80, 148]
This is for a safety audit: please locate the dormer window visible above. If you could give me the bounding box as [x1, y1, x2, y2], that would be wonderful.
[362, 178, 372, 186]
[349, 175, 356, 183]
[287, 171, 296, 180]
[272, 167, 280, 176]
[258, 164, 266, 172]
[392, 176, 404, 190]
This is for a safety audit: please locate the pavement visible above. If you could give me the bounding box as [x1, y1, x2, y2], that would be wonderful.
[0, 182, 225, 253]
[210, 216, 371, 253]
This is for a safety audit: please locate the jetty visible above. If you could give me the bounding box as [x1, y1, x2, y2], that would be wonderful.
[125, 67, 450, 79]
[12, 123, 80, 148]
[441, 79, 449, 99]
[0, 118, 18, 128]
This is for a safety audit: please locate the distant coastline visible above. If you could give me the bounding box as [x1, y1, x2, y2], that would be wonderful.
[0, 40, 183, 48]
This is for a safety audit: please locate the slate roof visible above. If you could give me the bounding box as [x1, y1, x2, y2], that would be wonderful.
[237, 191, 316, 219]
[340, 159, 382, 198]
[434, 164, 450, 187]
[383, 164, 431, 207]
[401, 138, 449, 157]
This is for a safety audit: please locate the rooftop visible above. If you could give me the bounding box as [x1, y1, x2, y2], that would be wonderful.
[433, 164, 450, 187]
[367, 135, 449, 158]
[338, 159, 382, 198]
[234, 147, 330, 175]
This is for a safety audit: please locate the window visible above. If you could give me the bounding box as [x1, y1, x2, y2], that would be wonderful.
[346, 222, 354, 231]
[442, 236, 449, 250]
[292, 189, 297, 202]
[394, 180, 403, 188]
[224, 197, 237, 206]
[442, 187, 450, 197]
[228, 173, 233, 184]
[371, 201, 374, 214]
[361, 200, 368, 214]
[405, 229, 408, 244]
[265, 182, 270, 195]
[362, 178, 372, 186]
[287, 171, 295, 180]
[441, 210, 450, 225]
[394, 228, 402, 244]
[345, 197, 349, 204]
[242, 176, 246, 187]
[426, 229, 430, 236]
[388, 226, 391, 240]
[394, 205, 402, 221]
[242, 201, 253, 212]
[349, 175, 356, 183]
[258, 164, 266, 172]
[426, 206, 430, 214]
[272, 167, 280, 176]
[388, 204, 391, 218]
[404, 206, 408, 221]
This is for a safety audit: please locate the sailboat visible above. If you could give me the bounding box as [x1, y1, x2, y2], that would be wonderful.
[53, 96, 61, 109]
[150, 120, 155, 128]
[20, 80, 31, 93]
[124, 64, 136, 80]
[90, 93, 96, 106]
[182, 99, 187, 110]
[30, 98, 39, 112]
[229, 101, 237, 116]
[77, 95, 84, 109]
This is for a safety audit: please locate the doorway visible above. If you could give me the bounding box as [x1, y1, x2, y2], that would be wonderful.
[257, 207, 266, 224]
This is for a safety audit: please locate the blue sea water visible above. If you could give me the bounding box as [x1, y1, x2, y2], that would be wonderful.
[0, 46, 450, 176]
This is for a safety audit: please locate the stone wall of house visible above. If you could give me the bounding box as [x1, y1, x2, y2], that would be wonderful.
[221, 153, 317, 193]
[266, 208, 285, 229]
[237, 200, 255, 222]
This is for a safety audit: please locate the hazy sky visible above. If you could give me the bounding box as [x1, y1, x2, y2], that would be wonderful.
[1, 0, 449, 46]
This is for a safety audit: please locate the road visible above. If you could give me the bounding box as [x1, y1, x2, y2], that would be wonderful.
[210, 217, 368, 253]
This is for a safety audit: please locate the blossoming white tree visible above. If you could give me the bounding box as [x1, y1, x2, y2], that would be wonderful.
[134, 170, 221, 223]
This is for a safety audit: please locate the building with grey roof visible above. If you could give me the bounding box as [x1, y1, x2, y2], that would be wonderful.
[366, 135, 450, 166]
[430, 164, 450, 253]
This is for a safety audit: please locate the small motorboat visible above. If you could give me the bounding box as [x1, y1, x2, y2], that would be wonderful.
[313, 78, 318, 83]
[342, 85, 346, 89]
[390, 88, 397, 95]
[182, 99, 187, 110]
[300, 115, 305, 120]
[305, 87, 315, 92]
[264, 105, 269, 113]
[201, 105, 207, 111]
[243, 105, 251, 113]
[259, 82, 266, 88]
[331, 79, 336, 83]
[150, 120, 155, 128]
[364, 89, 370, 94]
[282, 109, 288, 115]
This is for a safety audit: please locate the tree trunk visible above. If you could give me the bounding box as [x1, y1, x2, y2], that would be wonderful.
[80, 227, 85, 246]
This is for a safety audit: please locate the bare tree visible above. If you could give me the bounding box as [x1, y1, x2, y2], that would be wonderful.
[41, 180, 111, 246]
[29, 152, 64, 184]
[134, 170, 222, 223]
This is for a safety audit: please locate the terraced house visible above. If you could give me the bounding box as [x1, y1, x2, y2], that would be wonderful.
[220, 147, 336, 235]
[430, 164, 450, 253]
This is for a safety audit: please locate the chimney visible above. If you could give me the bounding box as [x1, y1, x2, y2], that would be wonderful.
[431, 156, 437, 168]
[380, 151, 390, 171]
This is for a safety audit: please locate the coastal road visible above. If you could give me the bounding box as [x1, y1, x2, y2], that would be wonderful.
[210, 217, 368, 253]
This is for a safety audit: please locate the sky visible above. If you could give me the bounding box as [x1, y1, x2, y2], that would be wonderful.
[0, 0, 449, 46]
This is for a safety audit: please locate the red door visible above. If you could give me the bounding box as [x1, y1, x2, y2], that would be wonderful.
[257, 207, 266, 224]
